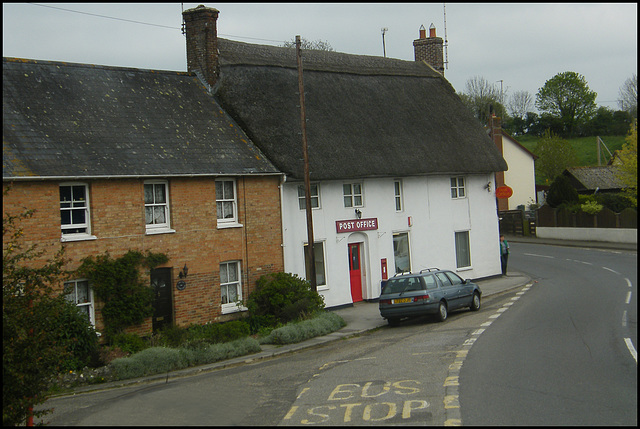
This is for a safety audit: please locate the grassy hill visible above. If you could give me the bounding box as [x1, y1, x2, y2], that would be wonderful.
[515, 134, 627, 185]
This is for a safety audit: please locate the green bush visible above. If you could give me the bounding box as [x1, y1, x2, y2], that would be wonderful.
[261, 311, 346, 345]
[546, 175, 579, 208]
[53, 301, 101, 371]
[247, 272, 325, 329]
[186, 320, 250, 344]
[112, 332, 148, 355]
[109, 338, 261, 380]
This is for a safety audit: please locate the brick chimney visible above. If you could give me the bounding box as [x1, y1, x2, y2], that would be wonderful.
[182, 5, 220, 89]
[413, 23, 444, 75]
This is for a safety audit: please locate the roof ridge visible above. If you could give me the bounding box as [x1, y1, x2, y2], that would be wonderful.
[3, 56, 192, 76]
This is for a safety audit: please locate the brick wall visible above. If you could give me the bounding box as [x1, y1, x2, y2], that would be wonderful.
[413, 37, 444, 75]
[3, 175, 283, 335]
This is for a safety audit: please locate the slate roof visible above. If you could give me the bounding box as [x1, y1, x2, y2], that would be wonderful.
[563, 166, 624, 193]
[214, 38, 508, 181]
[3, 57, 279, 179]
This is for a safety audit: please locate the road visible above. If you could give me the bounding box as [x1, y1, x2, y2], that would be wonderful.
[37, 242, 636, 425]
[460, 242, 637, 425]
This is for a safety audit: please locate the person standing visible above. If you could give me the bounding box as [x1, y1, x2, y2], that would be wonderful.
[500, 235, 509, 275]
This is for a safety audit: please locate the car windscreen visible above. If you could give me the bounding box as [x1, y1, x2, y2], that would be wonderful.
[382, 276, 424, 294]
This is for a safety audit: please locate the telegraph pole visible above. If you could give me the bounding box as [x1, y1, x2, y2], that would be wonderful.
[296, 35, 317, 290]
[381, 27, 388, 57]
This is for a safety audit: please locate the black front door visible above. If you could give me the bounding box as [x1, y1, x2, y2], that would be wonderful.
[151, 267, 173, 332]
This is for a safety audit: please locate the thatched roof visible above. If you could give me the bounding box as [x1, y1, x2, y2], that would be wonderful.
[3, 57, 279, 180]
[215, 38, 508, 181]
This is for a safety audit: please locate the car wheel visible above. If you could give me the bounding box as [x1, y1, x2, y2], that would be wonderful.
[387, 317, 400, 327]
[437, 301, 448, 322]
[470, 292, 481, 311]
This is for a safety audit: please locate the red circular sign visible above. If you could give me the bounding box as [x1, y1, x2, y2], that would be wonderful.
[495, 185, 513, 199]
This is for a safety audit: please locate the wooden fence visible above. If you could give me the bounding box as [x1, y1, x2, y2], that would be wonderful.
[536, 205, 637, 229]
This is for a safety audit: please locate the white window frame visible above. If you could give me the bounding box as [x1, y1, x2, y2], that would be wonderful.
[220, 261, 246, 314]
[303, 240, 328, 289]
[343, 183, 363, 208]
[60, 182, 96, 242]
[455, 230, 472, 269]
[450, 176, 466, 199]
[144, 180, 174, 234]
[64, 279, 95, 327]
[298, 183, 320, 210]
[216, 179, 239, 227]
[394, 180, 403, 212]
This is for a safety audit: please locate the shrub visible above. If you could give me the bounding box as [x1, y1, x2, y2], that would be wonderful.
[246, 272, 325, 329]
[186, 320, 250, 344]
[261, 311, 346, 345]
[111, 332, 148, 355]
[546, 175, 579, 208]
[53, 300, 100, 371]
[109, 338, 260, 380]
[580, 200, 603, 215]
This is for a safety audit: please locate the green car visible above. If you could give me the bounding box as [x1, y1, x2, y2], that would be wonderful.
[379, 268, 482, 326]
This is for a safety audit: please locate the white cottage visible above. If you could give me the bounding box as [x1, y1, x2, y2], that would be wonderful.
[183, 6, 508, 308]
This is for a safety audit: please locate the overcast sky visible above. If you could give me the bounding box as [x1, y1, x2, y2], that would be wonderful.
[3, 3, 637, 112]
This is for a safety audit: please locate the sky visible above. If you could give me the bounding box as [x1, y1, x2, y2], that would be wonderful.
[3, 3, 637, 112]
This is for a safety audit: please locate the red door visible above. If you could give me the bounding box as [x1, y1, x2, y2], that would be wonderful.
[349, 243, 363, 302]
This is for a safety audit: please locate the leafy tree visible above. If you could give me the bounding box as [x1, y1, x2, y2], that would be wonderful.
[535, 71, 597, 137]
[579, 107, 633, 136]
[616, 121, 637, 206]
[546, 174, 579, 208]
[3, 189, 96, 426]
[618, 73, 637, 118]
[282, 37, 334, 51]
[533, 129, 579, 183]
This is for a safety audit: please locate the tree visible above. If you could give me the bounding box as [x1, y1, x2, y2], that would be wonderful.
[508, 90, 534, 120]
[282, 37, 334, 51]
[3, 189, 96, 426]
[535, 71, 597, 137]
[545, 174, 579, 208]
[616, 121, 637, 206]
[459, 76, 506, 126]
[534, 129, 579, 184]
[618, 73, 637, 118]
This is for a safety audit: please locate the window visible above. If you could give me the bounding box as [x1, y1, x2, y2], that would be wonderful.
[216, 179, 237, 224]
[393, 232, 411, 274]
[220, 261, 244, 313]
[455, 231, 471, 268]
[450, 176, 466, 199]
[304, 241, 327, 287]
[64, 279, 95, 326]
[394, 180, 403, 212]
[60, 183, 91, 236]
[298, 184, 320, 210]
[343, 183, 363, 208]
[144, 181, 171, 231]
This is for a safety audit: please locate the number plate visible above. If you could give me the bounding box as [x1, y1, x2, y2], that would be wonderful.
[392, 298, 411, 304]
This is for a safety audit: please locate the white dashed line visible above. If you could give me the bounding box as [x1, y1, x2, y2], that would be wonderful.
[624, 338, 637, 364]
[603, 266, 620, 275]
[625, 291, 632, 304]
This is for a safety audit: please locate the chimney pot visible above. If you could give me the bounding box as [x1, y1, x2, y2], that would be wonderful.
[429, 23, 436, 38]
[419, 24, 426, 39]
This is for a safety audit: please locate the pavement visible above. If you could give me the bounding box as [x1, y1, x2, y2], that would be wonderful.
[63, 235, 635, 395]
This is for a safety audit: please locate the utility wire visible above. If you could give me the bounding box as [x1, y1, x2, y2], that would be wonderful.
[28, 3, 285, 44]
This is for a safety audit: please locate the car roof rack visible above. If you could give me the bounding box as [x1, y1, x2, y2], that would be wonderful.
[419, 267, 441, 273]
[392, 271, 413, 277]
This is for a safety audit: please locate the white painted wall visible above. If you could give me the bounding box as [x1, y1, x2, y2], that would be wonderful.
[281, 174, 503, 308]
[502, 134, 537, 210]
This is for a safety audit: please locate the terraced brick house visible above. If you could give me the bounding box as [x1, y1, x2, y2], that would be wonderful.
[3, 56, 284, 336]
[181, 6, 508, 308]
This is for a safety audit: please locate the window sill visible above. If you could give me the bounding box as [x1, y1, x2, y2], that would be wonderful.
[316, 285, 329, 291]
[60, 234, 97, 243]
[217, 222, 243, 230]
[145, 228, 176, 235]
[221, 304, 248, 315]
[456, 267, 473, 272]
